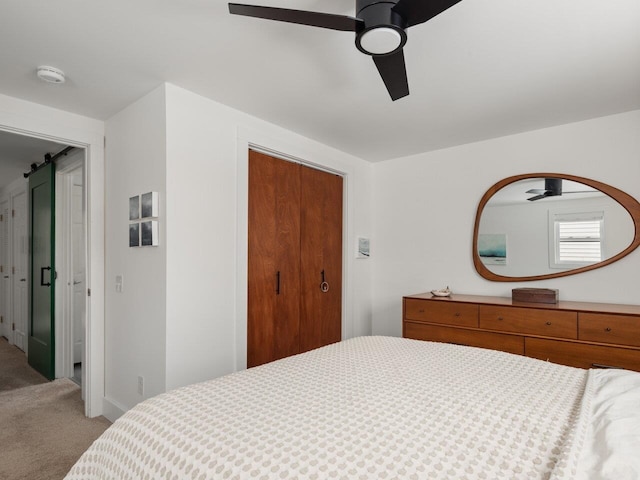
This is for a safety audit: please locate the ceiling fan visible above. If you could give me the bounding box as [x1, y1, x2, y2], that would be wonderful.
[526, 178, 594, 202]
[228, 0, 464, 101]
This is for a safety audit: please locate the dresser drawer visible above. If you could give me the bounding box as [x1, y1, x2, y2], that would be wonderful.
[404, 322, 524, 355]
[525, 338, 640, 372]
[479, 305, 577, 339]
[404, 299, 478, 327]
[579, 313, 640, 347]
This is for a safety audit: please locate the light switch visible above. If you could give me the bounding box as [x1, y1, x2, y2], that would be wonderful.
[115, 275, 123, 293]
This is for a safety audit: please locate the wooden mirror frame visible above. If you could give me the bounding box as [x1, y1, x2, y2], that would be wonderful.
[473, 173, 640, 282]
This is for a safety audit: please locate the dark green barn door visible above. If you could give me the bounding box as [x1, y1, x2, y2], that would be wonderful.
[28, 162, 55, 380]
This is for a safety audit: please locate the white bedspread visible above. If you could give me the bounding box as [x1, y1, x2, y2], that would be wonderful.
[65, 336, 638, 480]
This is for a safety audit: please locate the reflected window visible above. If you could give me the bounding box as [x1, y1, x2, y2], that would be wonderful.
[549, 210, 603, 268]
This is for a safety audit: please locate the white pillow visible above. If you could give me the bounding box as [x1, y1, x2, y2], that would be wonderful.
[577, 369, 640, 479]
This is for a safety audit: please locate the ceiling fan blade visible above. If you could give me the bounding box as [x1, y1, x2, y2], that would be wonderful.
[372, 50, 409, 101]
[228, 4, 364, 32]
[527, 194, 547, 202]
[525, 188, 549, 194]
[392, 0, 463, 28]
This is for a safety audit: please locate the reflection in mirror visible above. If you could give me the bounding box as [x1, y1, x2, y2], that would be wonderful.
[473, 174, 640, 282]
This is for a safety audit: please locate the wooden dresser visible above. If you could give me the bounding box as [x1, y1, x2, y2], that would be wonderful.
[403, 293, 640, 372]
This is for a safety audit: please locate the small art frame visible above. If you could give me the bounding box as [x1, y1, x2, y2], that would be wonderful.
[357, 237, 370, 258]
[478, 233, 507, 266]
[141, 192, 159, 218]
[141, 220, 159, 247]
[129, 195, 140, 221]
[129, 223, 140, 247]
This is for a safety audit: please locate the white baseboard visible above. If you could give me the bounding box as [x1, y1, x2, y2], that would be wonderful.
[102, 396, 128, 422]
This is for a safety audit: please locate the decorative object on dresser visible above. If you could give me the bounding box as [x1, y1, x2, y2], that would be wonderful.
[430, 286, 451, 297]
[403, 293, 640, 372]
[473, 173, 640, 282]
[512, 287, 558, 304]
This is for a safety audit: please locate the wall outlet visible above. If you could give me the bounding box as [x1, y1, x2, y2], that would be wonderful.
[115, 275, 123, 293]
[137, 375, 144, 396]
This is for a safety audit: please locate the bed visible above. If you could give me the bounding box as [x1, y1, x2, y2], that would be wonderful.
[65, 336, 640, 479]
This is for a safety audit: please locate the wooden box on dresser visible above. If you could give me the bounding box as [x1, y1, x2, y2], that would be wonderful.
[403, 293, 640, 372]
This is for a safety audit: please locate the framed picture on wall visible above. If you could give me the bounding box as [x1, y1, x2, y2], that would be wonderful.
[141, 191, 158, 218]
[129, 223, 140, 247]
[141, 220, 159, 246]
[129, 195, 140, 221]
[478, 233, 507, 265]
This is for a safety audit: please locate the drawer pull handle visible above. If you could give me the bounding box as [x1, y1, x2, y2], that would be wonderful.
[418, 309, 425, 313]
[454, 312, 461, 317]
[497, 316, 503, 321]
[546, 322, 552, 326]
[605, 327, 612, 332]
[592, 363, 622, 370]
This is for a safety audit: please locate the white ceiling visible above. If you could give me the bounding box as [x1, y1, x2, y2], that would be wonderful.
[1, 0, 639, 162]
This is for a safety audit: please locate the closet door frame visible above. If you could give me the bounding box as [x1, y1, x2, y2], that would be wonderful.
[236, 137, 351, 371]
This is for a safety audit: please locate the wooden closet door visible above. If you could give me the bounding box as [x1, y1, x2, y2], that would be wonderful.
[247, 151, 301, 367]
[299, 166, 343, 353]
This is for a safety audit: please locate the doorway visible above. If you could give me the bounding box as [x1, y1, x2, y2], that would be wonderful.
[0, 100, 104, 417]
[0, 198, 9, 339]
[11, 189, 28, 351]
[0, 131, 87, 396]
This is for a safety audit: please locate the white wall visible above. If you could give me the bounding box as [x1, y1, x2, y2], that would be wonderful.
[104, 85, 168, 411]
[104, 83, 374, 414]
[372, 110, 640, 337]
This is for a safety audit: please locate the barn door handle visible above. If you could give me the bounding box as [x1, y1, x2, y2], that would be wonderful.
[320, 270, 329, 293]
[276, 271, 280, 295]
[40, 266, 51, 287]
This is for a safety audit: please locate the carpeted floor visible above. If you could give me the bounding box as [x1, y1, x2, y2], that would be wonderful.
[0, 337, 49, 392]
[0, 338, 112, 480]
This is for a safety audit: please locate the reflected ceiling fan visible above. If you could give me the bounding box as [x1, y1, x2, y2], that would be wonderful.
[228, 0, 464, 101]
[526, 178, 594, 202]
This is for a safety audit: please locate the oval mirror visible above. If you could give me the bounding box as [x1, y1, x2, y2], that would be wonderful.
[473, 173, 640, 282]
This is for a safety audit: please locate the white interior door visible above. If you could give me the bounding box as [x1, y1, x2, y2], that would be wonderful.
[11, 189, 28, 351]
[54, 155, 86, 390]
[72, 178, 85, 364]
[0, 200, 9, 339]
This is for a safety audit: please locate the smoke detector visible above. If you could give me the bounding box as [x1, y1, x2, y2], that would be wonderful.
[36, 66, 66, 84]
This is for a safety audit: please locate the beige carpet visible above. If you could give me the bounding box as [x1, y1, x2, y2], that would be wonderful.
[0, 337, 48, 391]
[0, 372, 112, 480]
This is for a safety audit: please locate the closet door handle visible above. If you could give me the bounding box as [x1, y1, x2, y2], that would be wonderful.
[276, 271, 280, 295]
[320, 270, 329, 293]
[40, 266, 52, 287]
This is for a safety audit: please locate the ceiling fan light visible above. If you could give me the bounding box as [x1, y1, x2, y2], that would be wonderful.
[358, 27, 402, 55]
[36, 66, 66, 84]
